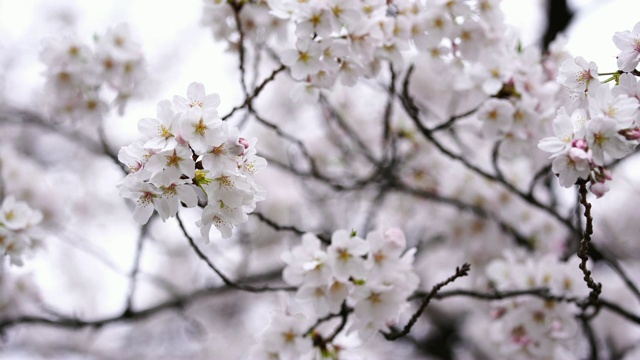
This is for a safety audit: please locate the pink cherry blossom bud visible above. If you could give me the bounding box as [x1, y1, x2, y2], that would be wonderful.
[384, 228, 406, 250]
[619, 128, 640, 140]
[571, 138, 588, 150]
[238, 137, 250, 149]
[590, 182, 610, 198]
[490, 307, 507, 319]
[175, 133, 188, 146]
[568, 147, 591, 164]
[604, 169, 613, 180]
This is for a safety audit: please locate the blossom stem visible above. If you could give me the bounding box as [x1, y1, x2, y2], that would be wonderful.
[577, 180, 602, 309]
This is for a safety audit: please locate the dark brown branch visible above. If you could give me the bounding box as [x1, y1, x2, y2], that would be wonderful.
[98, 122, 128, 174]
[394, 183, 534, 249]
[231, 2, 248, 97]
[577, 181, 602, 308]
[123, 221, 151, 315]
[432, 288, 640, 325]
[398, 66, 576, 233]
[383, 263, 471, 340]
[527, 164, 552, 196]
[221, 65, 286, 120]
[319, 94, 379, 164]
[430, 107, 479, 132]
[177, 212, 295, 293]
[251, 211, 331, 244]
[491, 141, 505, 182]
[0, 267, 286, 332]
[260, 153, 373, 192]
[382, 64, 396, 147]
[247, 108, 321, 177]
[580, 315, 599, 360]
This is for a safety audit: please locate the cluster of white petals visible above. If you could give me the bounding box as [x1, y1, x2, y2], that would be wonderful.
[40, 23, 145, 120]
[538, 22, 640, 197]
[117, 82, 266, 240]
[201, 1, 287, 47]
[0, 196, 42, 266]
[481, 252, 588, 359]
[257, 228, 418, 358]
[266, 0, 517, 100]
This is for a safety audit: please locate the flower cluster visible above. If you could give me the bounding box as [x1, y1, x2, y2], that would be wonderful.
[201, 1, 287, 48]
[117, 82, 266, 240]
[0, 196, 42, 266]
[472, 42, 566, 156]
[538, 22, 640, 196]
[265, 0, 516, 101]
[482, 252, 587, 359]
[258, 228, 419, 358]
[40, 23, 145, 120]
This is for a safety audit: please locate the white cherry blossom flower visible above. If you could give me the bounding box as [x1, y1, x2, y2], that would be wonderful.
[281, 233, 331, 286]
[200, 124, 244, 174]
[281, 38, 323, 81]
[0, 196, 43, 231]
[351, 283, 404, 331]
[179, 107, 223, 154]
[588, 85, 638, 128]
[477, 98, 515, 138]
[197, 201, 248, 241]
[327, 230, 369, 281]
[538, 107, 586, 155]
[172, 81, 221, 113]
[117, 177, 163, 225]
[557, 56, 599, 94]
[203, 171, 255, 208]
[586, 116, 633, 165]
[137, 100, 180, 150]
[146, 145, 195, 187]
[156, 179, 198, 222]
[262, 312, 313, 360]
[551, 147, 592, 188]
[613, 22, 640, 72]
[295, 6, 332, 39]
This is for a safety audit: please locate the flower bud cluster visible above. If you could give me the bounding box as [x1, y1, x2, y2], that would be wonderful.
[40, 23, 145, 120]
[0, 196, 42, 266]
[117, 82, 266, 240]
[538, 23, 640, 197]
[259, 228, 418, 358]
[482, 252, 587, 359]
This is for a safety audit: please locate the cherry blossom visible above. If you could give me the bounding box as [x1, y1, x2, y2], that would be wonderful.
[613, 22, 640, 72]
[118, 82, 266, 239]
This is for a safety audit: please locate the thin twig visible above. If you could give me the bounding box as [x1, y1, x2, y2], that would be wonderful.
[398, 68, 576, 233]
[0, 267, 286, 332]
[248, 109, 320, 176]
[123, 221, 151, 314]
[231, 2, 248, 97]
[221, 65, 286, 120]
[383, 263, 471, 340]
[176, 212, 294, 293]
[251, 211, 331, 244]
